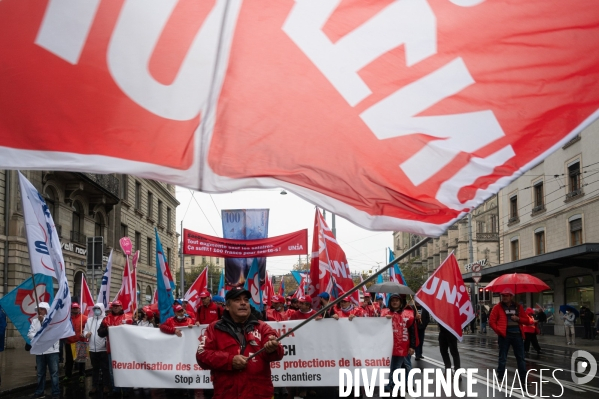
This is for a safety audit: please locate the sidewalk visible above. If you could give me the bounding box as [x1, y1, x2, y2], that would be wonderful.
[0, 349, 90, 395]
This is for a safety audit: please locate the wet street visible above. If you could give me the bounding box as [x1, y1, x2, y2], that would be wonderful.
[5, 331, 598, 399]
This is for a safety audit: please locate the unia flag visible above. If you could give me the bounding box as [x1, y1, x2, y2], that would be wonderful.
[80, 275, 95, 318]
[156, 229, 176, 322]
[113, 257, 134, 314]
[244, 258, 263, 312]
[415, 253, 474, 341]
[184, 267, 208, 311]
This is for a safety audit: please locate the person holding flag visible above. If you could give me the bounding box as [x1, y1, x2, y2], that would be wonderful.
[28, 302, 60, 399]
[63, 303, 88, 383]
[196, 287, 284, 399]
[361, 293, 379, 317]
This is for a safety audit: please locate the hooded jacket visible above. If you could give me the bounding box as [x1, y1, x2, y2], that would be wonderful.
[27, 302, 59, 354]
[83, 303, 107, 352]
[196, 311, 284, 399]
[196, 300, 222, 325]
[381, 305, 417, 357]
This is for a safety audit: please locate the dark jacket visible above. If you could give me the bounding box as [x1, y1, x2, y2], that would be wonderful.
[197, 312, 284, 399]
[415, 305, 430, 330]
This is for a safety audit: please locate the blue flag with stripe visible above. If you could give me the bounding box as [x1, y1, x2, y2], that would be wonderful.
[243, 258, 263, 311]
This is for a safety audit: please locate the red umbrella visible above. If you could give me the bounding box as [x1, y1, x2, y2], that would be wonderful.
[485, 273, 549, 294]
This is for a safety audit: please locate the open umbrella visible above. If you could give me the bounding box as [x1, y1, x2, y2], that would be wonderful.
[559, 305, 580, 317]
[485, 273, 549, 294]
[367, 282, 414, 295]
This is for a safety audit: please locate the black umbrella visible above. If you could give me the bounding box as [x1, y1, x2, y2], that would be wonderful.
[367, 282, 414, 295]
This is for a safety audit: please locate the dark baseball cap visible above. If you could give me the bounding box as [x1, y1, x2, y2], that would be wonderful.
[225, 287, 251, 301]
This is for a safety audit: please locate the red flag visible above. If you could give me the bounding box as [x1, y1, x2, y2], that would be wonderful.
[1, 2, 598, 235]
[262, 272, 274, 308]
[292, 274, 307, 300]
[415, 253, 474, 341]
[152, 290, 158, 305]
[80, 275, 95, 318]
[184, 268, 208, 311]
[130, 250, 139, 314]
[308, 210, 359, 305]
[114, 257, 134, 314]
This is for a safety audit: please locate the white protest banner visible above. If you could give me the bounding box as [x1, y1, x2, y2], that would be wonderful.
[110, 318, 392, 388]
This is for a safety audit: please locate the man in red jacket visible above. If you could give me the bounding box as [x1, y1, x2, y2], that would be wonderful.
[63, 303, 88, 383]
[489, 288, 532, 386]
[160, 305, 195, 336]
[361, 293, 379, 317]
[289, 296, 316, 320]
[266, 295, 290, 321]
[196, 291, 223, 325]
[197, 288, 284, 399]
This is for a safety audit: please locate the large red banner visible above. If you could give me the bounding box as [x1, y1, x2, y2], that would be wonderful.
[182, 229, 307, 258]
[1, 1, 598, 235]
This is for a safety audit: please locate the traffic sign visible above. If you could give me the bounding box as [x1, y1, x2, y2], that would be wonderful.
[472, 264, 482, 273]
[472, 272, 482, 283]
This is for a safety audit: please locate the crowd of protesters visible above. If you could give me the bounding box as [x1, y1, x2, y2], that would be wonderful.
[28, 284, 596, 399]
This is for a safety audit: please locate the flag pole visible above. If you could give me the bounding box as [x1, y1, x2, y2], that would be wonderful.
[247, 236, 431, 360]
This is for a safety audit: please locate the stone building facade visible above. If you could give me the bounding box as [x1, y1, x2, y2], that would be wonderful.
[0, 170, 179, 348]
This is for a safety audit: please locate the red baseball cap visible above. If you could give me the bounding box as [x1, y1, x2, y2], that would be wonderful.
[111, 300, 122, 307]
[299, 296, 312, 304]
[174, 305, 184, 312]
[71, 302, 80, 309]
[199, 291, 211, 298]
[271, 295, 285, 303]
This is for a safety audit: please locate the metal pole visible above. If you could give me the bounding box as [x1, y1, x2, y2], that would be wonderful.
[180, 220, 185, 298]
[3, 170, 11, 296]
[331, 213, 336, 238]
[468, 212, 478, 330]
[247, 236, 431, 360]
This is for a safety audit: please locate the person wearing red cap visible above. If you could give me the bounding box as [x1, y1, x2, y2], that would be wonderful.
[196, 291, 223, 325]
[333, 296, 363, 320]
[63, 302, 88, 383]
[266, 296, 291, 321]
[361, 293, 379, 317]
[136, 306, 157, 328]
[197, 287, 284, 398]
[289, 296, 316, 320]
[489, 288, 532, 386]
[160, 305, 195, 336]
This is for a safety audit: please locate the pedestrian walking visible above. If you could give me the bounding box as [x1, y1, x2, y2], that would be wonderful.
[438, 325, 461, 380]
[562, 309, 576, 345]
[380, 294, 416, 398]
[83, 303, 110, 395]
[523, 308, 542, 355]
[581, 306, 594, 339]
[480, 309, 488, 334]
[196, 288, 284, 398]
[535, 308, 547, 335]
[27, 302, 60, 399]
[489, 288, 532, 386]
[63, 302, 87, 384]
[414, 303, 430, 360]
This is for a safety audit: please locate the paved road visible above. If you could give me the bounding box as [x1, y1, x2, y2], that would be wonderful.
[5, 332, 598, 398]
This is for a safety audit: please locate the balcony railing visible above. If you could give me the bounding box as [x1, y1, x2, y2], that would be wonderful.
[71, 230, 87, 245]
[476, 232, 498, 241]
[80, 173, 120, 198]
[508, 216, 520, 225]
[565, 188, 584, 202]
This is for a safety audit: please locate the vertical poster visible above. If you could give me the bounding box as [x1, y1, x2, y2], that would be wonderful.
[222, 209, 269, 288]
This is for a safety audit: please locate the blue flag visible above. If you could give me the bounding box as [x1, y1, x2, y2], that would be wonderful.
[155, 229, 175, 322]
[217, 269, 225, 297]
[0, 274, 54, 344]
[243, 258, 263, 311]
[388, 248, 407, 285]
[291, 270, 308, 284]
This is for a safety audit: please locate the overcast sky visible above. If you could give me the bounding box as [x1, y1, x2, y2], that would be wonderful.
[175, 188, 394, 277]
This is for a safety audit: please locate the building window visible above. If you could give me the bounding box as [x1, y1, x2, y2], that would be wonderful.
[158, 200, 163, 226]
[147, 191, 153, 219]
[511, 239, 519, 261]
[167, 207, 172, 231]
[509, 196, 518, 222]
[490, 215, 498, 233]
[147, 237, 153, 266]
[135, 181, 142, 210]
[202, 256, 206, 263]
[570, 217, 582, 246]
[71, 201, 84, 244]
[535, 230, 545, 255]
[121, 175, 129, 200]
[216, 258, 220, 265]
[167, 247, 172, 266]
[534, 182, 544, 210]
[135, 231, 141, 252]
[94, 213, 104, 238]
[565, 275, 594, 323]
[477, 221, 485, 233]
[568, 162, 581, 193]
[120, 224, 128, 239]
[191, 257, 195, 266]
